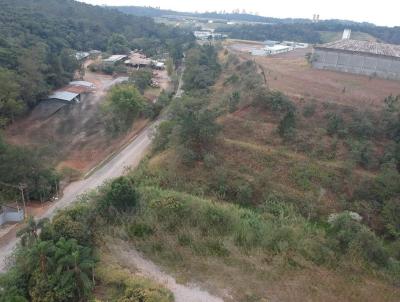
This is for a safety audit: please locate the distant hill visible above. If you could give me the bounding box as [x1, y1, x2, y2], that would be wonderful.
[114, 6, 400, 45]
[112, 6, 309, 24]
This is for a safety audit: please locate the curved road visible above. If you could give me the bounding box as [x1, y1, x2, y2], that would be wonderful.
[0, 63, 186, 272]
[0, 120, 155, 272]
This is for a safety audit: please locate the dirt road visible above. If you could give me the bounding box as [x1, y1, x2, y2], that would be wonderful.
[108, 239, 224, 302]
[0, 122, 154, 272]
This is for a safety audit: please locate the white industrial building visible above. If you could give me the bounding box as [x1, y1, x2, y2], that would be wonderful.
[265, 45, 293, 55]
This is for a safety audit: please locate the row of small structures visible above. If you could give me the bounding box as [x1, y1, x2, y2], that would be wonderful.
[102, 52, 166, 69]
[46, 51, 166, 103]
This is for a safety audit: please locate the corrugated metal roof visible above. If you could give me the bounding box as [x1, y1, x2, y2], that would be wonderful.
[75, 52, 90, 60]
[316, 40, 400, 58]
[69, 81, 96, 88]
[265, 45, 291, 51]
[48, 91, 79, 102]
[103, 55, 127, 63]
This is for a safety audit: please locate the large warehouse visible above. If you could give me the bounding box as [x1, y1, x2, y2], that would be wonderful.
[312, 39, 400, 80]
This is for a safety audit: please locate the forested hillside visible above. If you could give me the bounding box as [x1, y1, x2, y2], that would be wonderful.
[0, 0, 193, 126]
[1, 41, 400, 301]
[114, 5, 400, 45]
[216, 21, 400, 44]
[0, 0, 193, 205]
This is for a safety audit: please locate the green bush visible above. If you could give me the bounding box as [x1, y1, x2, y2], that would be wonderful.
[328, 213, 389, 266]
[152, 121, 175, 152]
[326, 112, 346, 136]
[128, 223, 154, 238]
[302, 102, 317, 118]
[278, 110, 296, 140]
[101, 84, 145, 134]
[382, 198, 400, 239]
[253, 89, 295, 113]
[129, 69, 153, 93]
[98, 177, 139, 217]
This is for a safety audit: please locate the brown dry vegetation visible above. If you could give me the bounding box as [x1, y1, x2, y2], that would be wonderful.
[122, 47, 400, 301]
[227, 44, 400, 109]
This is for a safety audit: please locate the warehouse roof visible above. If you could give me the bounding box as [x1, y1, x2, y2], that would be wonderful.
[316, 39, 400, 58]
[48, 91, 79, 102]
[69, 81, 96, 88]
[75, 51, 90, 61]
[103, 55, 128, 63]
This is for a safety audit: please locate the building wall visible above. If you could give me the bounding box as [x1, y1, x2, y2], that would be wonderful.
[312, 49, 400, 80]
[0, 206, 24, 225]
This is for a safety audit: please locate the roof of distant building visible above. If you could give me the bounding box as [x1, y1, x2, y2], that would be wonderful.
[103, 55, 128, 63]
[69, 81, 96, 88]
[265, 45, 291, 51]
[315, 39, 400, 58]
[48, 91, 79, 102]
[75, 51, 90, 60]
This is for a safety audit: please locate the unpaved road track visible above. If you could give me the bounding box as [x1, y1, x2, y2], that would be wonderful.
[0, 124, 153, 272]
[108, 240, 224, 302]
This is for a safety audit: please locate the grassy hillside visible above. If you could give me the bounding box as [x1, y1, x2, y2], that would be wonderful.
[2, 45, 399, 301]
[83, 45, 399, 300]
[319, 31, 377, 43]
[126, 46, 400, 300]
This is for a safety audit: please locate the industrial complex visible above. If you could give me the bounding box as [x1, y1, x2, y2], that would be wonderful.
[312, 39, 400, 80]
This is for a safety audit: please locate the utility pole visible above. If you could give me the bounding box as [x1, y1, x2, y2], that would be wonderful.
[18, 183, 27, 219]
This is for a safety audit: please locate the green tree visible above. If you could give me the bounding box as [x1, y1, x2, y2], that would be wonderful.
[382, 198, 400, 239]
[107, 33, 130, 54]
[0, 68, 24, 126]
[99, 177, 139, 216]
[101, 84, 145, 134]
[129, 69, 153, 93]
[54, 238, 95, 301]
[278, 110, 296, 140]
[17, 217, 49, 247]
[175, 97, 221, 161]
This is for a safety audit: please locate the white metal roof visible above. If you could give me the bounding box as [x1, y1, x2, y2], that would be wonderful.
[265, 45, 291, 51]
[69, 81, 95, 88]
[48, 91, 79, 102]
[103, 55, 127, 63]
[75, 52, 90, 60]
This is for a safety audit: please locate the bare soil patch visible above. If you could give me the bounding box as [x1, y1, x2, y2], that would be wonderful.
[229, 46, 400, 109]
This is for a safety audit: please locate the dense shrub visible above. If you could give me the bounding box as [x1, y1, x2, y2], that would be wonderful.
[382, 198, 400, 239]
[129, 69, 153, 93]
[326, 112, 346, 136]
[183, 45, 220, 92]
[302, 102, 317, 118]
[101, 84, 146, 134]
[328, 213, 389, 266]
[152, 121, 175, 152]
[253, 89, 295, 113]
[98, 177, 139, 218]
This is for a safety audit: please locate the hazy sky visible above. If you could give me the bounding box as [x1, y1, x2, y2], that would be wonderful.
[78, 0, 399, 27]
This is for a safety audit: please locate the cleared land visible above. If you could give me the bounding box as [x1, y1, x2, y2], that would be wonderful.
[227, 43, 400, 109]
[5, 62, 170, 175]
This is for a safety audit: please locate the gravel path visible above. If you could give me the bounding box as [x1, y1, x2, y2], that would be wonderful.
[108, 240, 224, 302]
